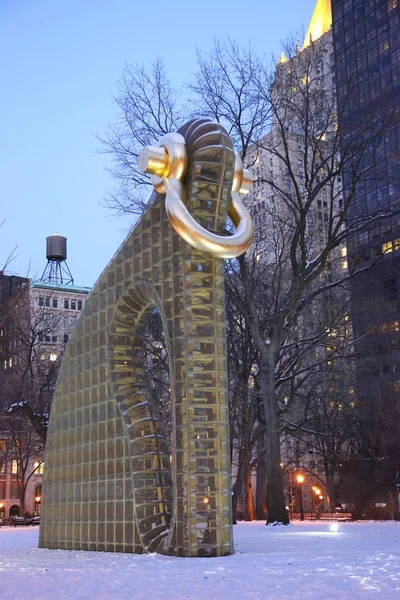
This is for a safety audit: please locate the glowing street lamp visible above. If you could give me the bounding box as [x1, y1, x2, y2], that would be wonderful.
[35, 496, 41, 514]
[297, 474, 305, 521]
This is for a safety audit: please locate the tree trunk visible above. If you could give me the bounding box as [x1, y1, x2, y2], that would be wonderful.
[232, 444, 247, 524]
[325, 466, 336, 513]
[19, 485, 26, 515]
[255, 439, 267, 520]
[242, 459, 255, 521]
[261, 356, 289, 525]
[388, 487, 399, 521]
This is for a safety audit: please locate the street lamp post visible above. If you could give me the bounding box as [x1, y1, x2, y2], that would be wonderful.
[313, 487, 321, 517]
[35, 496, 41, 515]
[297, 474, 305, 521]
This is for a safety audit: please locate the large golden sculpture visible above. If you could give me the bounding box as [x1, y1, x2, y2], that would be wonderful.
[39, 119, 253, 557]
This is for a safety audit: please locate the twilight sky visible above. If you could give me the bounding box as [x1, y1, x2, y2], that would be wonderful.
[0, 0, 317, 287]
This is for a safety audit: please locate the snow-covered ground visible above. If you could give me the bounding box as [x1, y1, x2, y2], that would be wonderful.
[1, 521, 400, 599]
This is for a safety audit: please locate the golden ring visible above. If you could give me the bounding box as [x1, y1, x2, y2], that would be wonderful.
[164, 179, 254, 259]
[138, 134, 254, 258]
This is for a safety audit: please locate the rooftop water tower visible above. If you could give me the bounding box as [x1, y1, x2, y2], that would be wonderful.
[40, 234, 74, 285]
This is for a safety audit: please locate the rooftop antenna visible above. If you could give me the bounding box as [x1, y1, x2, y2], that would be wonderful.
[40, 234, 74, 285]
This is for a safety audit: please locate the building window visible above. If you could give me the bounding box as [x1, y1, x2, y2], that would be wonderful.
[11, 483, 19, 499]
[34, 461, 44, 475]
[64, 299, 69, 309]
[0, 483, 5, 498]
[0, 439, 6, 452]
[39, 297, 44, 307]
[45, 297, 50, 307]
[52, 298, 58, 308]
[11, 460, 18, 474]
[383, 241, 393, 254]
[49, 353, 57, 362]
[52, 335, 57, 343]
[77, 300, 83, 311]
[71, 300, 76, 310]
[3, 360, 7, 371]
[63, 334, 69, 344]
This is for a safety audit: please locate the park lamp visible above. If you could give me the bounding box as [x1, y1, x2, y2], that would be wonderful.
[296, 474, 305, 521]
[35, 496, 41, 503]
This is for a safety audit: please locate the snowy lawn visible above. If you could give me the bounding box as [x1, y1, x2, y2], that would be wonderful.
[1, 521, 400, 599]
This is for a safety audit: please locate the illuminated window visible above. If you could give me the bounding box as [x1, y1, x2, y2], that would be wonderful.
[342, 260, 348, 270]
[388, 0, 397, 9]
[11, 483, 19, 499]
[3, 360, 6, 370]
[11, 460, 18, 474]
[34, 461, 44, 475]
[40, 353, 46, 361]
[340, 247, 347, 257]
[0, 439, 6, 452]
[49, 352, 57, 362]
[383, 241, 393, 254]
[349, 387, 354, 395]
[8, 357, 12, 368]
[395, 238, 400, 251]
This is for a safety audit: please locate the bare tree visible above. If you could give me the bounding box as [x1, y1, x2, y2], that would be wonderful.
[102, 35, 399, 526]
[0, 415, 44, 515]
[101, 59, 187, 216]
[0, 285, 68, 442]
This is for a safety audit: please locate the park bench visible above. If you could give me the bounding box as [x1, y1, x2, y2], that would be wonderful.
[291, 512, 318, 521]
[11, 516, 37, 527]
[319, 512, 352, 521]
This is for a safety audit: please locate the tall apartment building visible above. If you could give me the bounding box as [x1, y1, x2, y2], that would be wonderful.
[332, 0, 400, 417]
[240, 0, 355, 511]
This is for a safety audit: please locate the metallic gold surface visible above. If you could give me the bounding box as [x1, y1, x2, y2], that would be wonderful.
[302, 0, 332, 49]
[138, 145, 169, 178]
[40, 119, 243, 558]
[139, 137, 254, 257]
[232, 151, 253, 195]
[165, 179, 254, 258]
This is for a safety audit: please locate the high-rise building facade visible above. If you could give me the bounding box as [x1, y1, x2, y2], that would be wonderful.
[332, 0, 400, 416]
